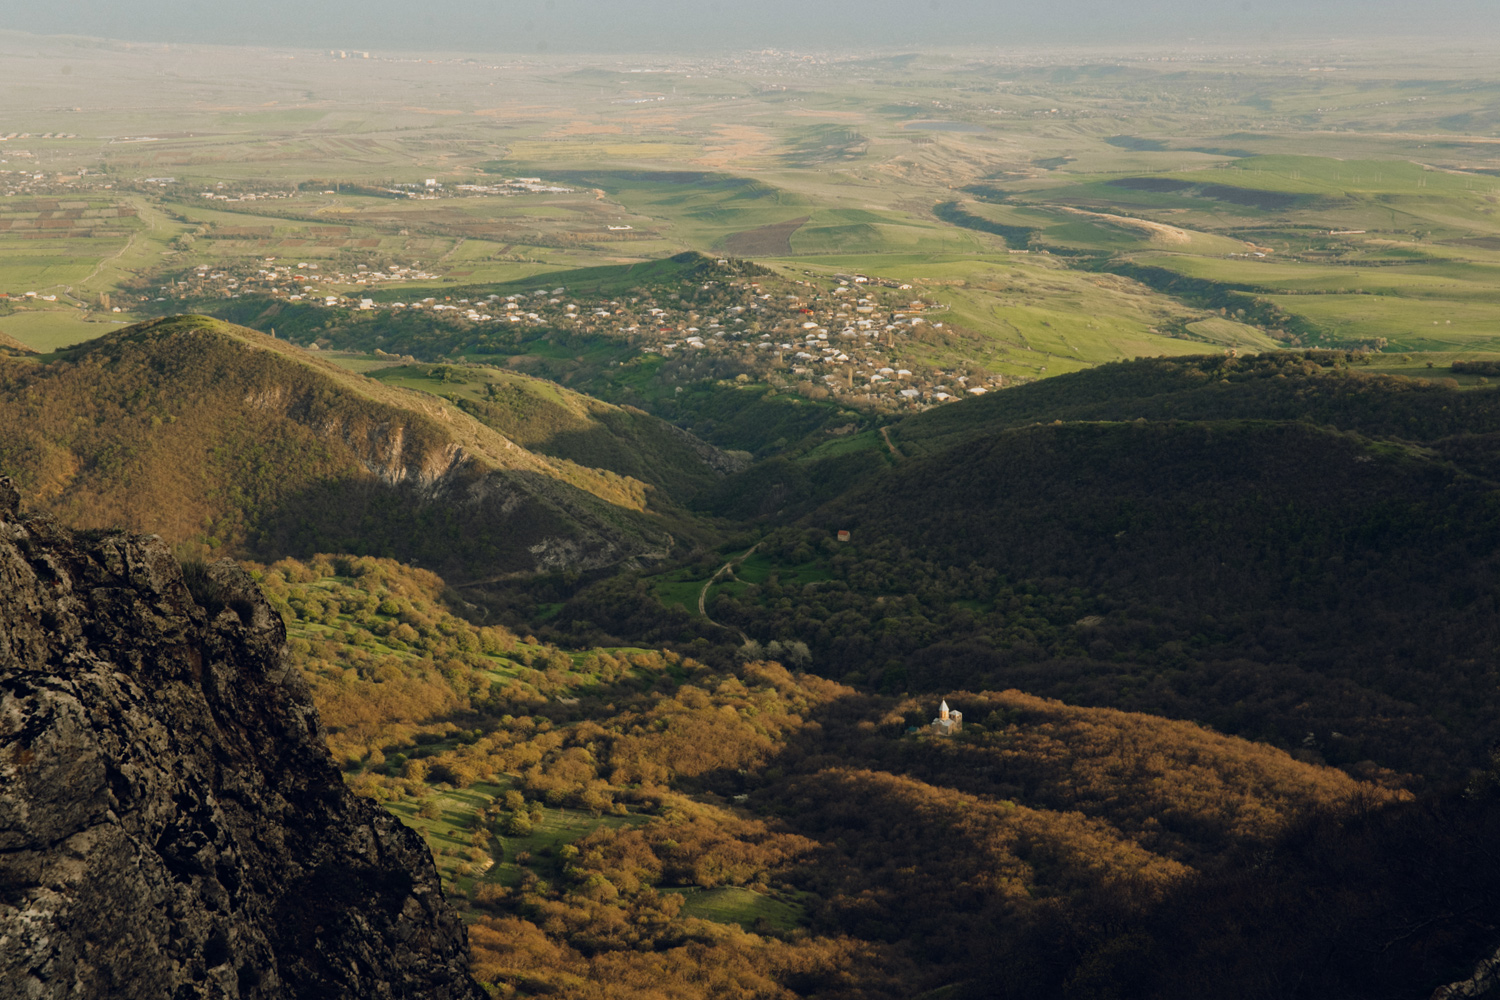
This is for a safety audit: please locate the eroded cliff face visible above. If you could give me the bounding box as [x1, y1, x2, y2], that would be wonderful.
[0, 478, 483, 1000]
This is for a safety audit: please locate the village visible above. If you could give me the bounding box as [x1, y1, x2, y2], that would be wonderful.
[145, 256, 1010, 411]
[189, 176, 576, 203]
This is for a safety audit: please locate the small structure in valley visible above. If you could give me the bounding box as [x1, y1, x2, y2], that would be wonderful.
[931, 700, 962, 736]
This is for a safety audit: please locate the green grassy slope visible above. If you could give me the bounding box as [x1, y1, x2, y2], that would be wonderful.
[367, 364, 745, 503]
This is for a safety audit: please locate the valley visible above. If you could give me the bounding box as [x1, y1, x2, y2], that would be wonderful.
[8, 29, 1500, 1000]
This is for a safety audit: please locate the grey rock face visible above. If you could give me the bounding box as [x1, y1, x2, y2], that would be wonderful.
[0, 478, 483, 1000]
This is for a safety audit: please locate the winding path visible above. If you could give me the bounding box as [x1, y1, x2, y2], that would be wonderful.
[698, 544, 759, 639]
[880, 426, 904, 462]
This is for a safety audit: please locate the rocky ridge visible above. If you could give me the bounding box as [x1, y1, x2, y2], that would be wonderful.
[0, 478, 483, 999]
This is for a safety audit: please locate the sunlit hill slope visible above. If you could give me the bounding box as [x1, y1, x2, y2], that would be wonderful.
[0, 316, 731, 577]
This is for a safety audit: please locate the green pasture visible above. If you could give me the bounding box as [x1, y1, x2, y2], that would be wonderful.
[652, 568, 707, 613]
[0, 248, 114, 290]
[0, 311, 116, 351]
[494, 166, 812, 251]
[315, 351, 406, 374]
[1170, 156, 1500, 198]
[789, 208, 986, 257]
[664, 886, 808, 932]
[393, 778, 803, 933]
[487, 797, 643, 891]
[385, 783, 505, 892]
[1359, 352, 1500, 386]
[1263, 294, 1500, 351]
[387, 775, 649, 898]
[401, 251, 717, 300]
[1010, 155, 1500, 249]
[1185, 316, 1281, 350]
[1119, 245, 1500, 352]
[1137, 251, 1500, 301]
[800, 428, 885, 461]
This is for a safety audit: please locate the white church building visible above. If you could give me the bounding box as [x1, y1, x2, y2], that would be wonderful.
[931, 700, 962, 736]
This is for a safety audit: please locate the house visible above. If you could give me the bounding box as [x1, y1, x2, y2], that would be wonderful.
[931, 701, 962, 736]
[837, 530, 850, 542]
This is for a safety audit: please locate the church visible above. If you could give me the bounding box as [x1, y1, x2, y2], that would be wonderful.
[931, 700, 962, 736]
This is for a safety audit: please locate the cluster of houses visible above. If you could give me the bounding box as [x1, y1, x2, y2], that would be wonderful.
[197, 188, 298, 203]
[374, 177, 576, 199]
[156, 260, 442, 304]
[620, 272, 1008, 408]
[0, 170, 68, 196]
[454, 178, 576, 196]
[182, 175, 574, 203]
[153, 258, 1009, 410]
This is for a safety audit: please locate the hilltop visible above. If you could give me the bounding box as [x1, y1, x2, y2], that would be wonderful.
[888, 350, 1500, 457]
[0, 315, 730, 578]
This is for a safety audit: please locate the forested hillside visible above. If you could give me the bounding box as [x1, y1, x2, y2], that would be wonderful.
[254, 554, 1447, 1000]
[545, 355, 1500, 780]
[891, 350, 1500, 456]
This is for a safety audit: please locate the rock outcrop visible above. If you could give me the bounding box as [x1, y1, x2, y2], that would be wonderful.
[0, 479, 483, 999]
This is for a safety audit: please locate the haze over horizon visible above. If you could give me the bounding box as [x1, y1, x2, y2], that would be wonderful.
[2, 0, 1498, 55]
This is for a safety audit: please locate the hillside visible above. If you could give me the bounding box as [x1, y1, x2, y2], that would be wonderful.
[889, 350, 1500, 458]
[534, 358, 1500, 779]
[0, 315, 713, 578]
[712, 417, 1500, 776]
[0, 329, 36, 357]
[366, 364, 749, 502]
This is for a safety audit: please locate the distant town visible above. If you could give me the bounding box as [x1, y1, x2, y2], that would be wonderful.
[146, 260, 1010, 410]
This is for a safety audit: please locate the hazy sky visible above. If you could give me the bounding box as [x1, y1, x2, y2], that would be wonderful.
[4, 0, 1496, 53]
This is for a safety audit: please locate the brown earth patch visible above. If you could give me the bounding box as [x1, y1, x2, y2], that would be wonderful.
[695, 125, 775, 168]
[549, 121, 625, 136]
[723, 216, 811, 257]
[1444, 236, 1500, 250]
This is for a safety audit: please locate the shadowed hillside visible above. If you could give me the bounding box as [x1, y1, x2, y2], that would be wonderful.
[698, 416, 1500, 776]
[537, 356, 1500, 779]
[890, 350, 1500, 458]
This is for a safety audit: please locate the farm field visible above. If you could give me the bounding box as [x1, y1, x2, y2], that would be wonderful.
[0, 309, 130, 350]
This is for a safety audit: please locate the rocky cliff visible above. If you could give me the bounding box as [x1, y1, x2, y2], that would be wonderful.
[0, 478, 483, 999]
